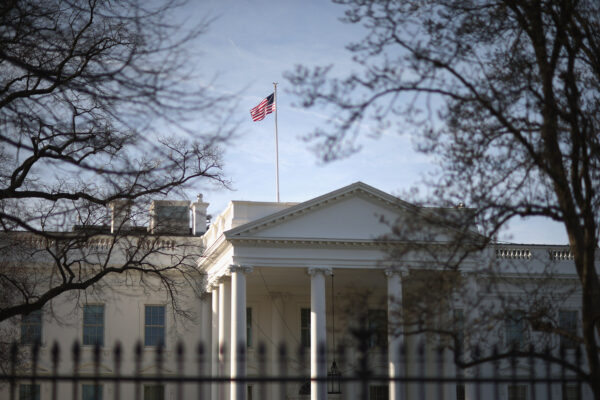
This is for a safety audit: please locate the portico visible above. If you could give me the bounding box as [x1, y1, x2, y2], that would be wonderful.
[198, 182, 471, 400]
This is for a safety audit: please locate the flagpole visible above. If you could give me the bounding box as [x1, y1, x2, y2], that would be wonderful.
[273, 82, 280, 202]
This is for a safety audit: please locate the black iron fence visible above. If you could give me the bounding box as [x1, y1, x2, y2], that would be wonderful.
[0, 341, 590, 400]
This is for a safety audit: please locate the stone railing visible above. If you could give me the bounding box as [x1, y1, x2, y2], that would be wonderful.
[87, 238, 113, 249]
[495, 248, 532, 259]
[19, 236, 177, 251]
[22, 236, 54, 248]
[495, 246, 576, 262]
[549, 249, 574, 261]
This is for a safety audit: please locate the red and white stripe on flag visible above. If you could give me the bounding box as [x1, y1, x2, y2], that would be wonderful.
[250, 93, 275, 121]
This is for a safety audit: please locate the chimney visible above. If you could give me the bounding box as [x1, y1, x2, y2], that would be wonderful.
[109, 200, 132, 234]
[149, 200, 191, 234]
[191, 194, 209, 236]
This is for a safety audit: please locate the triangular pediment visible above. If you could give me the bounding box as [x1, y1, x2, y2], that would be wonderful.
[224, 182, 469, 243]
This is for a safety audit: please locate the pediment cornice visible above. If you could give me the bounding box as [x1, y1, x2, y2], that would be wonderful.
[224, 182, 416, 239]
[228, 236, 456, 249]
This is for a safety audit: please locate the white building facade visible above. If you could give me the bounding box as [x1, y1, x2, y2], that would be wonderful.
[0, 182, 593, 400]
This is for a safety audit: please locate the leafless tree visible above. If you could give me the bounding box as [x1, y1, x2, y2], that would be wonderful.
[287, 0, 600, 395]
[0, 0, 234, 325]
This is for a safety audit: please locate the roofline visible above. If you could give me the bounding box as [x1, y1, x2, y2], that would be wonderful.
[223, 181, 419, 238]
[493, 242, 572, 247]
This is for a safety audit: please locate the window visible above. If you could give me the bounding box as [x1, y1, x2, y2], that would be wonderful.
[559, 310, 578, 349]
[368, 309, 388, 349]
[19, 384, 40, 400]
[505, 310, 525, 349]
[301, 308, 310, 348]
[247, 307, 252, 347]
[83, 305, 104, 346]
[145, 305, 165, 346]
[82, 384, 103, 400]
[247, 385, 253, 400]
[144, 385, 164, 400]
[562, 383, 581, 400]
[21, 310, 42, 345]
[369, 385, 389, 400]
[508, 385, 528, 400]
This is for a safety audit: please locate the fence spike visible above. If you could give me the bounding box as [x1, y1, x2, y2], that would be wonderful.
[114, 342, 122, 366]
[219, 342, 227, 362]
[156, 343, 164, 366]
[71, 340, 80, 400]
[176, 341, 184, 364]
[10, 341, 18, 367]
[1, 339, 591, 399]
[134, 341, 142, 360]
[51, 341, 60, 368]
[94, 343, 101, 365]
[71, 340, 80, 364]
[196, 341, 205, 361]
[196, 341, 205, 376]
[278, 342, 287, 360]
[32, 340, 40, 366]
[258, 341, 266, 359]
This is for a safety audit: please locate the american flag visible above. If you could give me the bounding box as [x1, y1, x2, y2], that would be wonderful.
[250, 93, 275, 121]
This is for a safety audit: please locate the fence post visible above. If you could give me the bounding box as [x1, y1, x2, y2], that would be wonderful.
[114, 342, 122, 400]
[71, 341, 80, 400]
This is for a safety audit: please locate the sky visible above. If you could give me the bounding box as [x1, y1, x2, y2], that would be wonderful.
[178, 0, 568, 245]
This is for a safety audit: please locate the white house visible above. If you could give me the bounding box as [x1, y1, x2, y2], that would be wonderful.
[0, 182, 592, 400]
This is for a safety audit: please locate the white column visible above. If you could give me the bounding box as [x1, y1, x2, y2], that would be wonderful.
[271, 293, 286, 400]
[308, 267, 331, 400]
[211, 286, 220, 400]
[200, 293, 213, 400]
[230, 265, 253, 400]
[219, 277, 231, 400]
[385, 268, 406, 400]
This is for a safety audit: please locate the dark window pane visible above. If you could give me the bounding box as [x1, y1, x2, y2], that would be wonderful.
[19, 384, 40, 400]
[505, 310, 525, 349]
[144, 385, 165, 400]
[301, 308, 310, 348]
[559, 310, 578, 349]
[368, 309, 388, 349]
[83, 305, 104, 346]
[369, 385, 389, 400]
[247, 307, 252, 347]
[145, 306, 165, 346]
[21, 310, 42, 345]
[82, 384, 103, 400]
